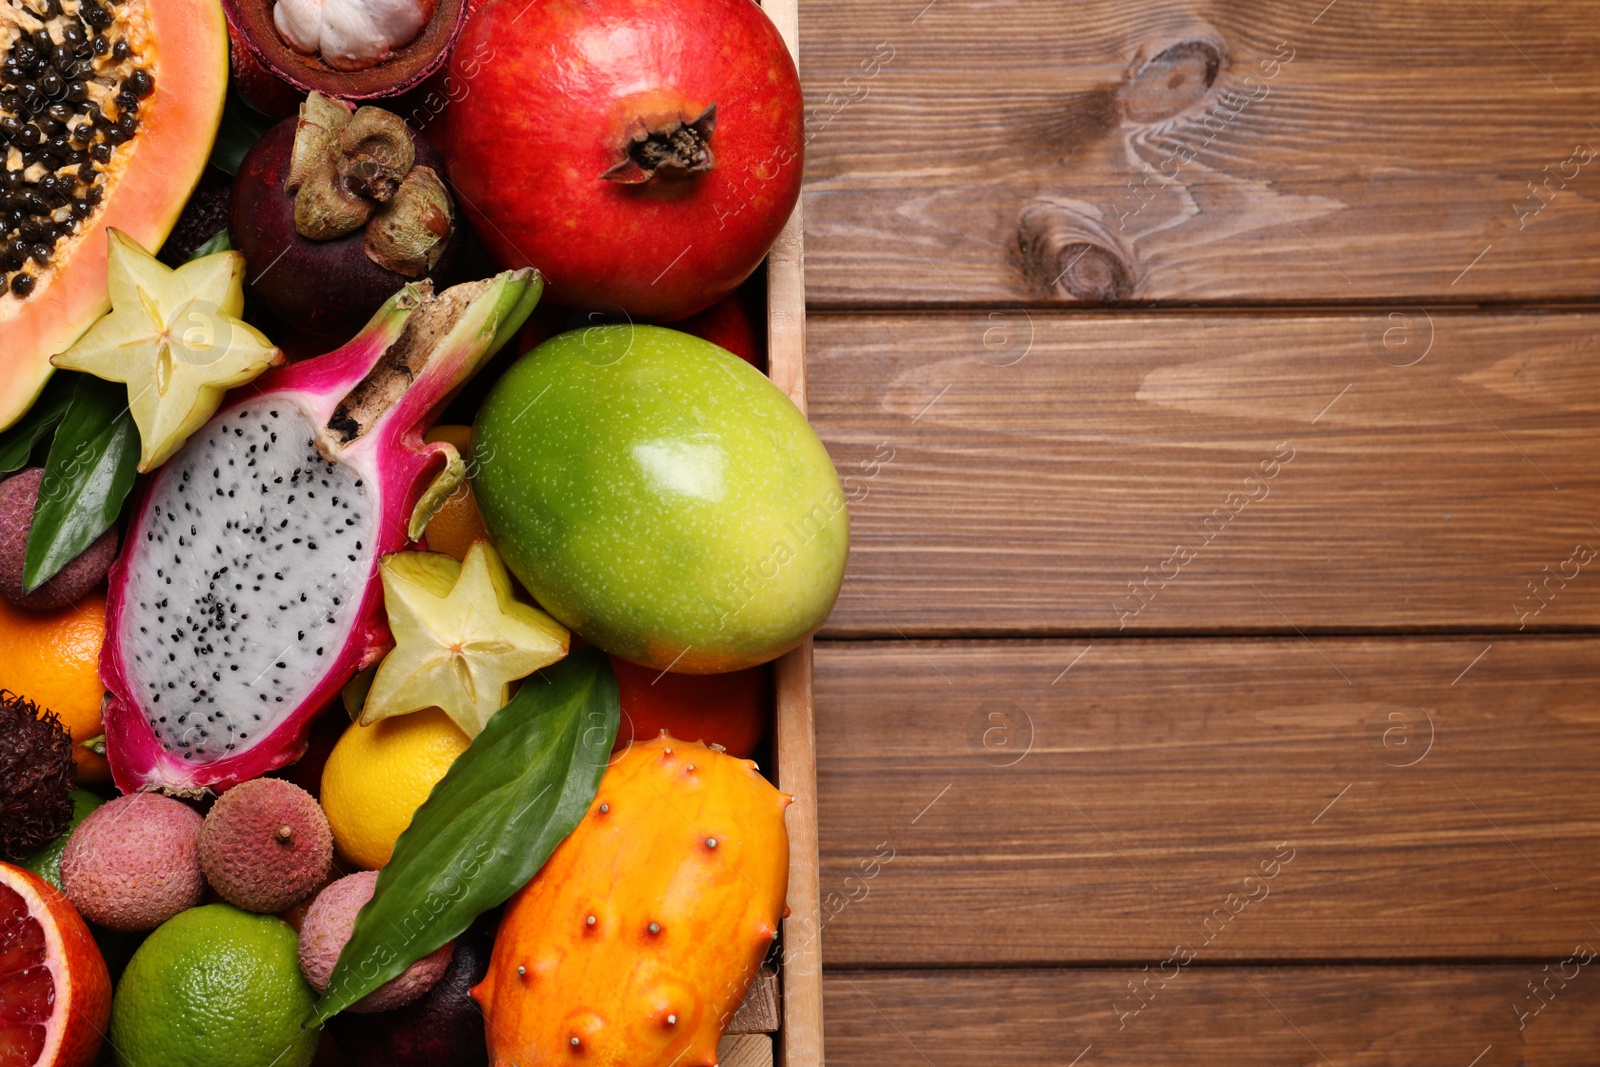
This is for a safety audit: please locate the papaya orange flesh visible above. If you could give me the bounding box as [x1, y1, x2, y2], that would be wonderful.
[475, 732, 791, 1067]
[0, 0, 229, 429]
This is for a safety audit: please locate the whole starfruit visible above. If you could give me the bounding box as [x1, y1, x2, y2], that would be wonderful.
[473, 732, 791, 1067]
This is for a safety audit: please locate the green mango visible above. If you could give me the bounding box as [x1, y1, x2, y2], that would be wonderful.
[473, 326, 848, 673]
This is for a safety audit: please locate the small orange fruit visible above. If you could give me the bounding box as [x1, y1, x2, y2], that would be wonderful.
[610, 656, 767, 758]
[423, 425, 491, 561]
[0, 593, 109, 782]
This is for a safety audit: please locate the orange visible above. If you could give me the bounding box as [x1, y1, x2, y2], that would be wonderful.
[0, 860, 113, 1067]
[609, 655, 767, 758]
[423, 425, 491, 561]
[0, 592, 110, 783]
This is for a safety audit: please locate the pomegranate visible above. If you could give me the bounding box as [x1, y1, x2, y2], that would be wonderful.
[442, 0, 803, 321]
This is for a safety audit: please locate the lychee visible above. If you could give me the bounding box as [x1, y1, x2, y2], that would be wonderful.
[60, 792, 204, 931]
[328, 913, 495, 1067]
[0, 468, 119, 610]
[299, 870, 454, 1013]
[199, 778, 333, 913]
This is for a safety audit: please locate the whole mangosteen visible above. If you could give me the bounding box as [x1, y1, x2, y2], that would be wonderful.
[232, 92, 464, 340]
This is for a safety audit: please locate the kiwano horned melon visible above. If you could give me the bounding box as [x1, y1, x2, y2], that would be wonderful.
[0, 0, 229, 428]
[474, 732, 790, 1067]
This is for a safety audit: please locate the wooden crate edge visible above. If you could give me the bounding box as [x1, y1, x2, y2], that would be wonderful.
[774, 642, 822, 1067]
[760, 0, 822, 1063]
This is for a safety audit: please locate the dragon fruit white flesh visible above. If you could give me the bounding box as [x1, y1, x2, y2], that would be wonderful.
[101, 270, 542, 795]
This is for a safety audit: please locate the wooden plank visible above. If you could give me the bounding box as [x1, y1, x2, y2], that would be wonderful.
[797, 0, 1600, 306]
[728, 968, 782, 1034]
[718, 1034, 774, 1067]
[813, 638, 1600, 966]
[823, 966, 1600, 1066]
[810, 310, 1600, 637]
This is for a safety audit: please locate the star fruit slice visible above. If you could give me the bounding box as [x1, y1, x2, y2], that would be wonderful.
[51, 229, 283, 472]
[361, 540, 571, 737]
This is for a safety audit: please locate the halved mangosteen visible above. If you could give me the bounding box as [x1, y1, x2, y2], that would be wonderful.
[223, 0, 465, 99]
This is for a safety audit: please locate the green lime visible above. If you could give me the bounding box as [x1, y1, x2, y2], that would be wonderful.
[110, 904, 320, 1067]
[21, 788, 103, 889]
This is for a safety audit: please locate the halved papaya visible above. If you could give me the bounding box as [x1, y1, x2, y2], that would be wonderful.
[0, 0, 229, 429]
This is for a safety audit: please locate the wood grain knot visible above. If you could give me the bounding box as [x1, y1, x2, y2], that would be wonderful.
[1121, 38, 1225, 123]
[1016, 201, 1136, 302]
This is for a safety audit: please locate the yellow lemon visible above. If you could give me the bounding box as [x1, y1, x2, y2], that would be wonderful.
[320, 707, 470, 869]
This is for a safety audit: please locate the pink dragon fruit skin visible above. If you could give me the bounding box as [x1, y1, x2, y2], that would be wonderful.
[101, 270, 542, 795]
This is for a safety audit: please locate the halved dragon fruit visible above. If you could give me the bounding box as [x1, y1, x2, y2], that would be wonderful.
[101, 270, 542, 795]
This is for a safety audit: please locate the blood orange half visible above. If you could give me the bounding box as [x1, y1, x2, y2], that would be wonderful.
[0, 862, 110, 1067]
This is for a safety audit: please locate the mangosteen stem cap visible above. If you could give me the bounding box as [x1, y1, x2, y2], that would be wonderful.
[288, 92, 452, 270]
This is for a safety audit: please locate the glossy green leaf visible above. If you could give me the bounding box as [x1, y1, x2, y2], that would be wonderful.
[23, 376, 140, 592]
[308, 648, 619, 1024]
[210, 86, 275, 176]
[187, 229, 233, 260]
[0, 373, 75, 475]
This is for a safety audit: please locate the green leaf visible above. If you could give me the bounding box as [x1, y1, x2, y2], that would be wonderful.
[23, 376, 140, 592]
[187, 229, 233, 261]
[210, 86, 275, 176]
[309, 648, 620, 1024]
[0, 373, 75, 475]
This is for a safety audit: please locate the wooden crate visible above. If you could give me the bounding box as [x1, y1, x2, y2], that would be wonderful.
[760, 0, 825, 1065]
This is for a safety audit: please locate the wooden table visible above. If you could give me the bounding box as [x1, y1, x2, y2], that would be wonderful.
[797, 0, 1600, 1060]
